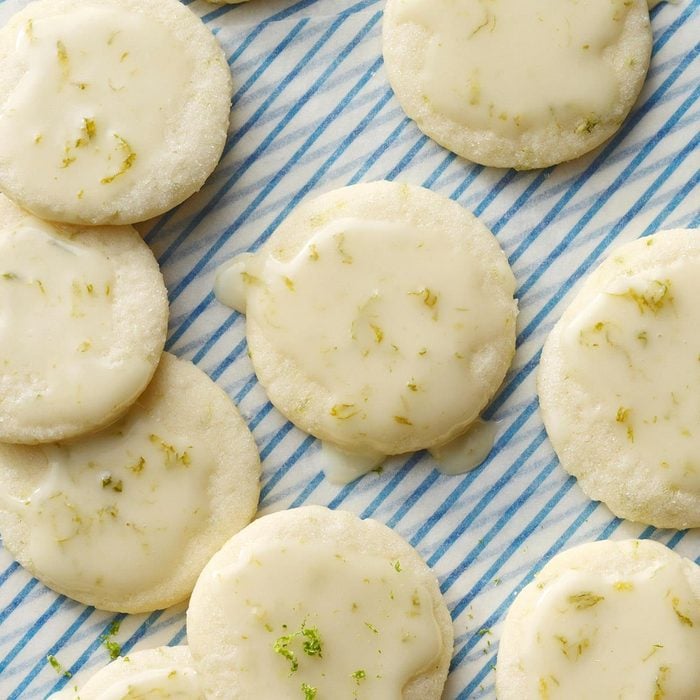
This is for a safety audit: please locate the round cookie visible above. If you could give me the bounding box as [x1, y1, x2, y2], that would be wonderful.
[187, 505, 454, 699]
[0, 0, 233, 225]
[0, 353, 261, 613]
[382, 0, 652, 170]
[49, 646, 203, 700]
[538, 229, 700, 529]
[496, 539, 700, 699]
[0, 193, 167, 444]
[216, 181, 517, 465]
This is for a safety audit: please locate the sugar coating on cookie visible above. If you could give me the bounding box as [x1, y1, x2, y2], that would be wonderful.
[187, 505, 453, 700]
[0, 0, 232, 225]
[538, 229, 700, 529]
[0, 353, 261, 613]
[496, 539, 700, 699]
[49, 646, 203, 700]
[383, 0, 652, 169]
[0, 194, 167, 444]
[215, 181, 517, 465]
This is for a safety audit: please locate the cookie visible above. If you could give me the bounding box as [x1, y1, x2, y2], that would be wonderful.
[382, 0, 652, 169]
[538, 229, 700, 529]
[0, 353, 261, 613]
[0, 0, 233, 225]
[0, 193, 167, 444]
[187, 505, 454, 699]
[496, 539, 700, 699]
[215, 181, 517, 475]
[49, 646, 203, 700]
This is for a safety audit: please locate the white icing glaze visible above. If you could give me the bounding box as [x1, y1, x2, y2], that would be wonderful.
[97, 667, 203, 700]
[214, 253, 254, 314]
[0, 406, 213, 596]
[520, 557, 700, 698]
[319, 441, 384, 484]
[218, 217, 512, 453]
[394, 0, 630, 138]
[560, 261, 700, 496]
[0, 5, 191, 212]
[0, 218, 150, 432]
[208, 541, 443, 698]
[429, 418, 497, 475]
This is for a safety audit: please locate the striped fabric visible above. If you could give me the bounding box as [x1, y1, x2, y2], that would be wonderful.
[0, 0, 698, 697]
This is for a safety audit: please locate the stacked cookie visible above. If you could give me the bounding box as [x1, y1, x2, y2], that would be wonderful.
[0, 1, 458, 698]
[0, 0, 261, 617]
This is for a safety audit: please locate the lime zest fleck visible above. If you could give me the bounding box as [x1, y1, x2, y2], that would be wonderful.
[47, 654, 72, 678]
[301, 626, 323, 658]
[301, 683, 317, 700]
[671, 597, 693, 627]
[75, 117, 96, 148]
[642, 643, 664, 661]
[273, 622, 323, 675]
[654, 665, 670, 699]
[575, 114, 599, 134]
[568, 592, 605, 610]
[613, 279, 673, 314]
[241, 271, 261, 285]
[334, 232, 353, 264]
[330, 403, 359, 420]
[148, 434, 191, 467]
[101, 620, 121, 660]
[56, 40, 69, 78]
[101, 134, 136, 184]
[352, 669, 366, 684]
[274, 634, 299, 674]
[613, 581, 633, 592]
[129, 457, 145, 474]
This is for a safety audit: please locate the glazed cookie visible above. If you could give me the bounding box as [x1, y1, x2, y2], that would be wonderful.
[215, 181, 517, 479]
[538, 229, 700, 529]
[383, 0, 652, 169]
[50, 646, 203, 700]
[0, 353, 261, 613]
[0, 194, 167, 444]
[0, 0, 232, 225]
[496, 539, 700, 699]
[187, 505, 454, 699]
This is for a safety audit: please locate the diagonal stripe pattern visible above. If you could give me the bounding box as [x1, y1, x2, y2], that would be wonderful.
[0, 0, 698, 697]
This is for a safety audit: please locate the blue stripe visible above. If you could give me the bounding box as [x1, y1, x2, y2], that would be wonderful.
[0, 561, 19, 589]
[0, 596, 67, 676]
[0, 579, 39, 630]
[45, 614, 124, 695]
[406, 139, 699, 555]
[150, 7, 382, 260]
[453, 501, 616, 677]
[13, 607, 97, 699]
[163, 8, 694, 353]
[1, 0, 696, 694]
[260, 435, 316, 503]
